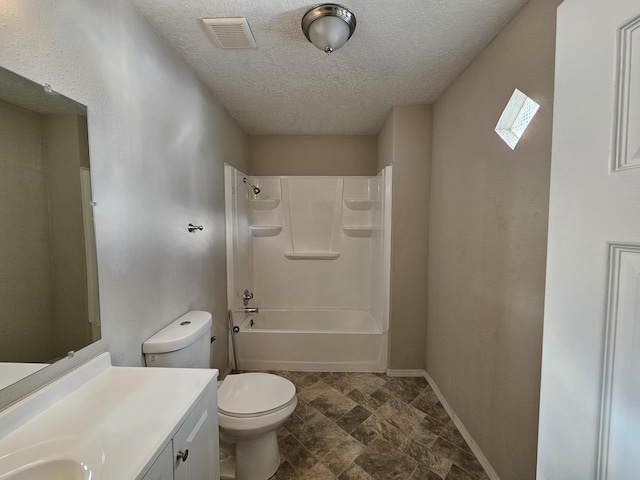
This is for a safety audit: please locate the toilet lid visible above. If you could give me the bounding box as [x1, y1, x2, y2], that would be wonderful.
[218, 373, 296, 417]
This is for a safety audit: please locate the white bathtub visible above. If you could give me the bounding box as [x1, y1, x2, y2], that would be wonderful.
[234, 309, 388, 372]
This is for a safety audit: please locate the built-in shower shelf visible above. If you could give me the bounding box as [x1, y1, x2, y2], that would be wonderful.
[344, 199, 374, 211]
[250, 225, 282, 237]
[250, 198, 280, 210]
[342, 226, 376, 238]
[283, 252, 340, 260]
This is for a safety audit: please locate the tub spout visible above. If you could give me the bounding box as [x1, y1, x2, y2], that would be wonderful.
[245, 307, 259, 314]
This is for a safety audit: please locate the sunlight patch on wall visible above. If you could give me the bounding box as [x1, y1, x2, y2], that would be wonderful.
[495, 89, 540, 150]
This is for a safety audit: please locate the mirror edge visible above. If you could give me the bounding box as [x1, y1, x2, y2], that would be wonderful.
[0, 340, 107, 411]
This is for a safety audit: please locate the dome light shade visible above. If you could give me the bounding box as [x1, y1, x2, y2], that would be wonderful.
[302, 4, 356, 54]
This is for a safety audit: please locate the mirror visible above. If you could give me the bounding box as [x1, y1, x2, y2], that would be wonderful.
[0, 66, 100, 391]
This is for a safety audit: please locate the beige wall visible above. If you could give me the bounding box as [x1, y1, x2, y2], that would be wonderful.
[0, 101, 55, 363]
[249, 135, 377, 176]
[426, 0, 559, 478]
[45, 114, 92, 357]
[377, 105, 432, 369]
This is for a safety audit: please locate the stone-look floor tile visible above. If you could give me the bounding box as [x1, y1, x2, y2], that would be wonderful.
[284, 409, 314, 439]
[412, 398, 451, 424]
[370, 387, 393, 405]
[352, 412, 408, 447]
[445, 464, 479, 480]
[289, 371, 328, 391]
[376, 397, 426, 436]
[350, 416, 380, 446]
[295, 398, 321, 422]
[299, 462, 338, 480]
[440, 421, 473, 453]
[295, 412, 357, 458]
[275, 372, 486, 480]
[380, 376, 429, 403]
[419, 414, 448, 436]
[319, 434, 366, 476]
[324, 373, 358, 395]
[405, 442, 452, 477]
[309, 386, 359, 421]
[410, 462, 449, 480]
[401, 423, 439, 463]
[336, 405, 372, 434]
[276, 426, 290, 441]
[431, 438, 487, 478]
[411, 387, 441, 409]
[297, 380, 333, 403]
[347, 388, 386, 413]
[338, 463, 375, 480]
[269, 370, 302, 389]
[354, 438, 417, 480]
[279, 434, 318, 473]
[269, 460, 299, 480]
[345, 373, 388, 395]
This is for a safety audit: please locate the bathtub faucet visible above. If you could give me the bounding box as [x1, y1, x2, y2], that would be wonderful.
[245, 307, 259, 314]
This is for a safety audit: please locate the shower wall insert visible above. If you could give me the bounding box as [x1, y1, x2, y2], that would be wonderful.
[224, 165, 392, 372]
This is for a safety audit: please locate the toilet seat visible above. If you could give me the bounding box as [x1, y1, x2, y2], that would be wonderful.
[218, 373, 296, 418]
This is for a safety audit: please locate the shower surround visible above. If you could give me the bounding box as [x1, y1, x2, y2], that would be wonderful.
[224, 166, 392, 372]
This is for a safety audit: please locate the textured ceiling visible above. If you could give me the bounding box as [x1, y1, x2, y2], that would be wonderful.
[129, 0, 529, 135]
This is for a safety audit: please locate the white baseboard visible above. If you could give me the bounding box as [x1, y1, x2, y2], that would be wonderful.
[424, 372, 501, 480]
[386, 368, 427, 377]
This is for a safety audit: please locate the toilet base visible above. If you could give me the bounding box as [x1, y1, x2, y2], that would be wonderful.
[219, 430, 281, 480]
[219, 441, 236, 480]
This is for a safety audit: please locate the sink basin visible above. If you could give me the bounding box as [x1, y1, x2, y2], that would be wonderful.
[0, 437, 104, 480]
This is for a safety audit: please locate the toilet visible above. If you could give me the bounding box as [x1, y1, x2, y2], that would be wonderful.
[143, 311, 297, 480]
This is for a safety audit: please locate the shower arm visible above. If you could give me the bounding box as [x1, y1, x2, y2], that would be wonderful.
[242, 177, 261, 195]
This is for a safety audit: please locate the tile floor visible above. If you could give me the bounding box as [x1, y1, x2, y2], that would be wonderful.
[266, 371, 489, 480]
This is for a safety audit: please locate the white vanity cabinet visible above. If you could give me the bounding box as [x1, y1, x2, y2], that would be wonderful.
[0, 354, 220, 480]
[142, 386, 219, 480]
[172, 385, 219, 480]
[142, 442, 174, 480]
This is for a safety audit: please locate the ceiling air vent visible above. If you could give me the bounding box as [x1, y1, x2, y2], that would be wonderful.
[202, 17, 257, 49]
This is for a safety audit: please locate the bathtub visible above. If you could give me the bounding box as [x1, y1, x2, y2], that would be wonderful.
[234, 309, 388, 372]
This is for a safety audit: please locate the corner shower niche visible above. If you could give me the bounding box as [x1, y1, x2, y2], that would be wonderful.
[249, 182, 282, 238]
[342, 178, 378, 238]
[224, 166, 392, 372]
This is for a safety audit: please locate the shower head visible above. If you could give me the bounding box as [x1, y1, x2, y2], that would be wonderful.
[243, 177, 261, 195]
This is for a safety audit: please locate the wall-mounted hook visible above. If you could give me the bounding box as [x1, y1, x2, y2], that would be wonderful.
[188, 223, 204, 232]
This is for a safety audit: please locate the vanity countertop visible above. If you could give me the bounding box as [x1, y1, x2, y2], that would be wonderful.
[0, 353, 218, 479]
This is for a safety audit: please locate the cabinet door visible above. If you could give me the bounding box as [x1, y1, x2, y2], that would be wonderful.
[142, 442, 174, 480]
[174, 392, 218, 480]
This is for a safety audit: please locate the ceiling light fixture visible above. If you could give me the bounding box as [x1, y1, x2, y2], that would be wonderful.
[301, 3, 356, 54]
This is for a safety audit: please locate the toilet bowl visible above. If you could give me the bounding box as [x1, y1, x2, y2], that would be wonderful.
[218, 373, 297, 480]
[142, 311, 297, 480]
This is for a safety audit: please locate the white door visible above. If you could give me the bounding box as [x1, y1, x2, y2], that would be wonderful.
[538, 0, 640, 479]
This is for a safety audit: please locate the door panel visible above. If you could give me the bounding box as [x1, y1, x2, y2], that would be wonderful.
[538, 0, 640, 479]
[601, 246, 640, 479]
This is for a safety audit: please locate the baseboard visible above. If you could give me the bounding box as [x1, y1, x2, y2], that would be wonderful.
[424, 372, 501, 480]
[386, 368, 427, 377]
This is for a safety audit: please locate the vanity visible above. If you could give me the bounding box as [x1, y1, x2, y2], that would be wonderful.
[0, 353, 220, 479]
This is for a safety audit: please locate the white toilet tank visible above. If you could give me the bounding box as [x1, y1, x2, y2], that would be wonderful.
[143, 311, 212, 368]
